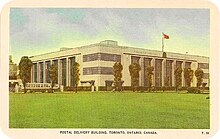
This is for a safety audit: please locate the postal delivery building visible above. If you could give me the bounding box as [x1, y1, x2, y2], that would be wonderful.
[29, 40, 209, 91]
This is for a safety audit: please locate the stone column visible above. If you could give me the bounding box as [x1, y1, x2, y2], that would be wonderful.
[31, 65, 33, 83]
[162, 59, 166, 86]
[172, 60, 176, 87]
[191, 62, 198, 87]
[182, 61, 186, 87]
[76, 55, 82, 87]
[66, 57, 69, 86]
[122, 54, 131, 86]
[151, 58, 156, 86]
[58, 59, 61, 85]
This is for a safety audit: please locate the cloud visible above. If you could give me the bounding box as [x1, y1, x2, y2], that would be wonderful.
[10, 8, 210, 64]
[10, 8, 209, 44]
[11, 9, 62, 45]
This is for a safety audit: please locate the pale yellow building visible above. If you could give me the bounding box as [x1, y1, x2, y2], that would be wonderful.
[29, 40, 209, 91]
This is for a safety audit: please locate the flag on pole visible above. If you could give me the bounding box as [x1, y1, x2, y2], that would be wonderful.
[163, 33, 169, 39]
[161, 32, 169, 52]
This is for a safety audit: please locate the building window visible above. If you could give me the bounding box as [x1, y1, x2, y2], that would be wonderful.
[61, 59, 66, 86]
[166, 60, 173, 86]
[176, 61, 183, 69]
[203, 73, 209, 79]
[83, 53, 121, 62]
[53, 60, 58, 67]
[33, 63, 37, 82]
[39, 62, 44, 83]
[45, 61, 50, 83]
[83, 53, 99, 62]
[198, 63, 209, 69]
[100, 53, 121, 62]
[131, 56, 140, 64]
[184, 62, 192, 87]
[144, 58, 152, 86]
[83, 67, 113, 75]
[185, 62, 191, 69]
[100, 67, 113, 74]
[52, 60, 58, 84]
[155, 59, 162, 87]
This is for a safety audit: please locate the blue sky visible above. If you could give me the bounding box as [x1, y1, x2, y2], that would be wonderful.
[10, 8, 210, 64]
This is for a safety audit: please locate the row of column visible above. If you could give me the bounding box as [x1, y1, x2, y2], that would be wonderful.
[32, 57, 75, 86]
[138, 57, 191, 87]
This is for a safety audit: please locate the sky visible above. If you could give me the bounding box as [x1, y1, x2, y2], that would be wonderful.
[10, 8, 210, 64]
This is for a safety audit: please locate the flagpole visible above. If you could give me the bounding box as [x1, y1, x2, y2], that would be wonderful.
[162, 32, 164, 52]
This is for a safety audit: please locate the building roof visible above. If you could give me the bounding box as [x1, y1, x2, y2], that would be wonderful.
[30, 40, 209, 62]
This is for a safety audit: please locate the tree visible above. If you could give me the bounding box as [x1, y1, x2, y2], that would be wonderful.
[9, 73, 17, 80]
[146, 66, 154, 91]
[195, 68, 204, 88]
[129, 63, 141, 92]
[164, 76, 170, 87]
[174, 67, 183, 91]
[9, 56, 18, 80]
[49, 64, 58, 92]
[72, 62, 80, 93]
[19, 56, 33, 93]
[113, 62, 123, 91]
[163, 76, 170, 92]
[184, 68, 194, 87]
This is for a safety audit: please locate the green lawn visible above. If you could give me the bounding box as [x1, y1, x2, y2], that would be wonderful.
[9, 92, 210, 129]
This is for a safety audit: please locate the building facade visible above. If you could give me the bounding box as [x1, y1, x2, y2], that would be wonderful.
[30, 40, 209, 90]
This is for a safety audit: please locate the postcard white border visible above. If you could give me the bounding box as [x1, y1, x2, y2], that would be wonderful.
[0, 0, 220, 139]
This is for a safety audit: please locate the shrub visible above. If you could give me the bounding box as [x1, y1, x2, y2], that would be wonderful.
[174, 67, 183, 91]
[129, 63, 141, 92]
[195, 68, 204, 88]
[184, 68, 194, 87]
[113, 62, 123, 91]
[145, 66, 154, 91]
[187, 87, 201, 94]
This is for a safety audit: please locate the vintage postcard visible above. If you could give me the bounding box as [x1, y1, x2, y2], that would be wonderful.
[0, 0, 219, 139]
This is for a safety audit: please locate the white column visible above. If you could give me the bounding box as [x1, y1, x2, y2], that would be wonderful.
[122, 54, 131, 86]
[172, 60, 176, 86]
[191, 62, 198, 87]
[58, 59, 62, 85]
[66, 57, 69, 86]
[77, 55, 82, 87]
[182, 61, 186, 87]
[151, 58, 156, 86]
[162, 59, 166, 86]
[31, 65, 33, 83]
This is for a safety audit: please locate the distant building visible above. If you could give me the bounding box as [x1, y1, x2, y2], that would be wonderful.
[29, 40, 209, 90]
[9, 55, 18, 80]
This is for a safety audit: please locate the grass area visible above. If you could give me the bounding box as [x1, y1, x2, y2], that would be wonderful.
[9, 92, 210, 129]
